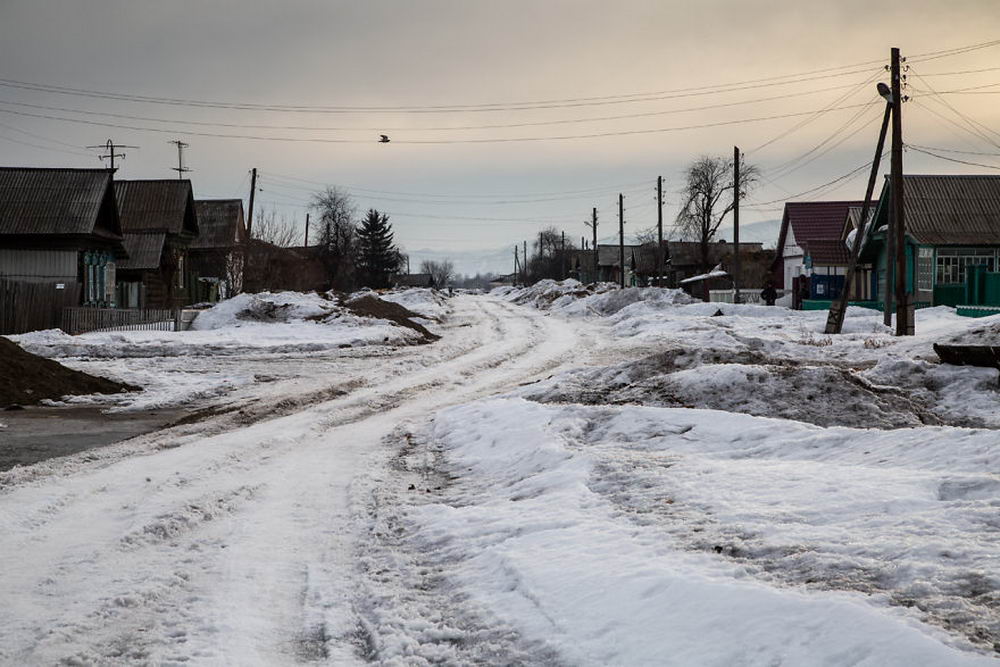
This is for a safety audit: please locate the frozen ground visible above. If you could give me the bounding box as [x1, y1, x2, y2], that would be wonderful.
[1, 284, 998, 664]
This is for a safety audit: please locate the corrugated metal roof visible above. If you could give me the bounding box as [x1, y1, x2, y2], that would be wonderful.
[899, 175, 1000, 245]
[192, 199, 245, 249]
[115, 180, 198, 236]
[785, 201, 872, 246]
[0, 168, 117, 236]
[802, 239, 850, 266]
[119, 232, 166, 270]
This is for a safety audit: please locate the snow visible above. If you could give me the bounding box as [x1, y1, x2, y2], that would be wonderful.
[2, 285, 999, 664]
[396, 398, 997, 665]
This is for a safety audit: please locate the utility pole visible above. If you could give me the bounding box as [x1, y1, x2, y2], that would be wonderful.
[304, 213, 310, 247]
[825, 92, 892, 335]
[169, 140, 191, 179]
[584, 207, 598, 283]
[561, 230, 566, 280]
[657, 175, 664, 288]
[87, 139, 137, 173]
[618, 193, 625, 288]
[890, 47, 911, 336]
[514, 245, 520, 285]
[733, 147, 742, 304]
[246, 168, 258, 239]
[523, 240, 528, 285]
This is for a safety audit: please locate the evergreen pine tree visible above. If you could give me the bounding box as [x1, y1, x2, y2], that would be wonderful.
[355, 208, 398, 288]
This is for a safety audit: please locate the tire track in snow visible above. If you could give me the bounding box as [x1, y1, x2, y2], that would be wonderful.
[0, 295, 596, 665]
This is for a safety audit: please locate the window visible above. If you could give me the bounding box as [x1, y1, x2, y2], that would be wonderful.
[935, 248, 996, 285]
[917, 247, 933, 291]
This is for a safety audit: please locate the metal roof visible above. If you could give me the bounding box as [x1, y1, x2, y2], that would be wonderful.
[0, 168, 120, 238]
[192, 199, 246, 249]
[115, 180, 198, 236]
[802, 239, 850, 266]
[118, 232, 166, 270]
[886, 175, 1000, 245]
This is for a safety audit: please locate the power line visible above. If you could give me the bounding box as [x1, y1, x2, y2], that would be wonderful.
[906, 144, 1000, 170]
[905, 143, 1000, 157]
[0, 79, 877, 132]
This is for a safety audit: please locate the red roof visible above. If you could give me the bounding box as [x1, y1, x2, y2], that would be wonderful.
[784, 201, 871, 246]
[801, 239, 850, 266]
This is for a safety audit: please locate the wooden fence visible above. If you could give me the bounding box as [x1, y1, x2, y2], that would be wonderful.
[0, 280, 81, 335]
[61, 307, 178, 335]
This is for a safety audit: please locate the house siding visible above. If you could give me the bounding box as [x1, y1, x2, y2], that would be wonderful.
[0, 248, 77, 282]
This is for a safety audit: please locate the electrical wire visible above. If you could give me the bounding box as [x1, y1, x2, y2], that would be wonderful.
[906, 145, 1000, 170]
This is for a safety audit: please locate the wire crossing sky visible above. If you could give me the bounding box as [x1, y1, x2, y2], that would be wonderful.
[1, 0, 999, 274]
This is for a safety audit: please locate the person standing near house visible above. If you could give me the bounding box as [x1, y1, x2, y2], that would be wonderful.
[760, 281, 777, 306]
[797, 276, 810, 309]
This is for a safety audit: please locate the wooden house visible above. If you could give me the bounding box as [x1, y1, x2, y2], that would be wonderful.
[190, 199, 247, 302]
[860, 174, 1000, 308]
[667, 241, 764, 288]
[0, 168, 126, 333]
[115, 180, 199, 309]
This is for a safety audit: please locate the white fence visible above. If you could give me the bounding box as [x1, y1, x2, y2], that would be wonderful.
[709, 289, 787, 304]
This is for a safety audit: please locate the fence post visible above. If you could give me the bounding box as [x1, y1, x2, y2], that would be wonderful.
[173, 308, 182, 332]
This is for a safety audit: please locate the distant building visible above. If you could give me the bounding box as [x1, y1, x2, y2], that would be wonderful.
[667, 240, 764, 289]
[115, 180, 200, 309]
[0, 168, 127, 333]
[190, 199, 247, 302]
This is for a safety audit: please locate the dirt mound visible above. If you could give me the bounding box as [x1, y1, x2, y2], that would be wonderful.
[342, 295, 440, 343]
[0, 337, 138, 408]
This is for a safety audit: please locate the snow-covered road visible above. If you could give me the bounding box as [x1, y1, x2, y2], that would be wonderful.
[0, 295, 595, 665]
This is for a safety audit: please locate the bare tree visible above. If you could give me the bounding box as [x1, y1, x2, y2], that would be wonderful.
[529, 226, 576, 282]
[252, 207, 299, 247]
[419, 259, 455, 287]
[676, 155, 759, 270]
[632, 225, 660, 246]
[311, 186, 358, 289]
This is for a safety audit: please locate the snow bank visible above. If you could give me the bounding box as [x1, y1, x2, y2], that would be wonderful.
[379, 288, 450, 321]
[403, 398, 998, 664]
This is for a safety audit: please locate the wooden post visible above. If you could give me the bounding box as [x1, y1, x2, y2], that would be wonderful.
[825, 100, 891, 334]
[890, 47, 911, 335]
[592, 207, 598, 282]
[304, 213, 310, 247]
[733, 147, 742, 304]
[657, 175, 664, 288]
[618, 193, 625, 288]
[246, 167, 257, 239]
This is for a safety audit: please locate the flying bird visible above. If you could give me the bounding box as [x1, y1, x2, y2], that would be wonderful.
[379, 134, 391, 143]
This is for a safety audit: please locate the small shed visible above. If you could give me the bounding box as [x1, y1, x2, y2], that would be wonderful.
[115, 180, 199, 308]
[190, 199, 247, 302]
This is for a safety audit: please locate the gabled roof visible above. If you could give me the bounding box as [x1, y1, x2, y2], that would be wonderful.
[0, 167, 122, 239]
[872, 175, 1000, 245]
[115, 180, 199, 237]
[597, 244, 641, 267]
[772, 200, 873, 270]
[192, 199, 246, 249]
[119, 232, 166, 270]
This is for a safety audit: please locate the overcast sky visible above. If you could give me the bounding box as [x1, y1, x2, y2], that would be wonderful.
[2, 0, 999, 273]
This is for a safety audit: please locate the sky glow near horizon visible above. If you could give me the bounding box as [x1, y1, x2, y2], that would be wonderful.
[1, 0, 999, 273]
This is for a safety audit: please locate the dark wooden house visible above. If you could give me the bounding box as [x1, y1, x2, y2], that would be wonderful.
[0, 168, 126, 333]
[190, 199, 247, 302]
[115, 180, 199, 308]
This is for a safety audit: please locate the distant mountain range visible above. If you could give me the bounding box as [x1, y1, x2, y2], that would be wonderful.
[406, 218, 781, 277]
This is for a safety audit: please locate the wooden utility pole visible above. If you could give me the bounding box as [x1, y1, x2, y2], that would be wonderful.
[657, 175, 664, 288]
[587, 207, 598, 283]
[825, 96, 892, 334]
[618, 193, 625, 288]
[733, 147, 742, 304]
[514, 245, 520, 285]
[560, 230, 566, 280]
[304, 213, 310, 247]
[890, 47, 911, 336]
[169, 140, 191, 179]
[523, 240, 528, 285]
[246, 167, 258, 239]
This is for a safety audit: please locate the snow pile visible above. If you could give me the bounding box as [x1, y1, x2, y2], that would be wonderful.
[386, 397, 997, 664]
[13, 292, 424, 361]
[494, 279, 698, 317]
[379, 288, 450, 322]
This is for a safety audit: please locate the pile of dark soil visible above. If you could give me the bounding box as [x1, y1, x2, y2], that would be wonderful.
[0, 337, 138, 408]
[341, 295, 440, 343]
